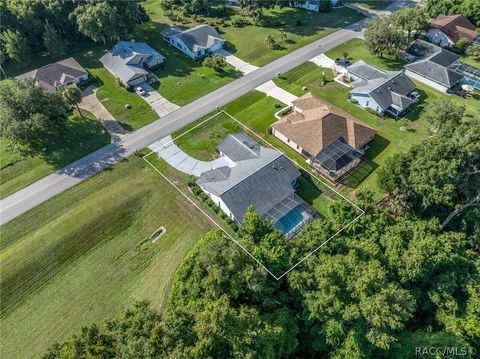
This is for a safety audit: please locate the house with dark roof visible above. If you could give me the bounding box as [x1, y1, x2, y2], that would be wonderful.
[271, 93, 377, 182]
[427, 15, 478, 48]
[15, 58, 88, 93]
[403, 40, 462, 93]
[346, 60, 417, 117]
[161, 24, 225, 59]
[100, 41, 165, 86]
[196, 132, 313, 238]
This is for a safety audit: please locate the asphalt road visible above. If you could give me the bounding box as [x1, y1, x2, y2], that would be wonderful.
[0, 0, 416, 225]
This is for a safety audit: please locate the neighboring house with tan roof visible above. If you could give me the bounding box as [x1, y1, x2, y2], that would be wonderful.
[271, 93, 376, 181]
[15, 57, 88, 93]
[427, 15, 478, 48]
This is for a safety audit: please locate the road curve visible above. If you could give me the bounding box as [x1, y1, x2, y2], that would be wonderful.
[8, 0, 436, 227]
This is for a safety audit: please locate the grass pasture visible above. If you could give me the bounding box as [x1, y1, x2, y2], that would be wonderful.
[0, 110, 110, 199]
[0, 157, 212, 359]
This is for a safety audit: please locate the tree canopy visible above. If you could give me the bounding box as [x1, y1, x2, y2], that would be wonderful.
[0, 0, 148, 63]
[43, 186, 479, 357]
[0, 78, 68, 150]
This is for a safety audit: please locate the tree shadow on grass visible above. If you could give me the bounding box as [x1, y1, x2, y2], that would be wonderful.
[405, 87, 429, 122]
[41, 113, 111, 169]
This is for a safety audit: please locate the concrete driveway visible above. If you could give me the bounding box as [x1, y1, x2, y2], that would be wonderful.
[137, 82, 180, 117]
[148, 136, 230, 176]
[80, 86, 128, 142]
[214, 49, 259, 74]
[256, 80, 297, 105]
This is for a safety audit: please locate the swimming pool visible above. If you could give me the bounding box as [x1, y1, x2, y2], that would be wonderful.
[274, 206, 310, 237]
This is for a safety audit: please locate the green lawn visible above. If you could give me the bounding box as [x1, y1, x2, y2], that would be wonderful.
[133, 22, 242, 107]
[90, 68, 159, 131]
[0, 110, 110, 199]
[0, 157, 212, 359]
[460, 54, 480, 67]
[143, 1, 365, 66]
[275, 41, 480, 198]
[354, 0, 390, 11]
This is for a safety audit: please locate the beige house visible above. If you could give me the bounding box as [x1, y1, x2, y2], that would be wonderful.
[271, 93, 376, 182]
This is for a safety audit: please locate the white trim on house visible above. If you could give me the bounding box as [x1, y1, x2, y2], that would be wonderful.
[405, 69, 450, 93]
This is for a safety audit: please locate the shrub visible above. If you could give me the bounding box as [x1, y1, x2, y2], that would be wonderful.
[455, 37, 471, 54]
[231, 14, 243, 27]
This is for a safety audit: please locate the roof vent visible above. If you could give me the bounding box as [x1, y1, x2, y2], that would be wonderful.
[272, 165, 278, 170]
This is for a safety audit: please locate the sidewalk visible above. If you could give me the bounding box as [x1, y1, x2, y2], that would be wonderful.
[80, 86, 128, 143]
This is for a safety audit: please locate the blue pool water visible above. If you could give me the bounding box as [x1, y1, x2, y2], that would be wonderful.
[274, 206, 309, 236]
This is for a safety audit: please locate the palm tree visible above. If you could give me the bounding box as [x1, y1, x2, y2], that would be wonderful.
[62, 85, 83, 117]
[278, 31, 288, 43]
[264, 34, 276, 48]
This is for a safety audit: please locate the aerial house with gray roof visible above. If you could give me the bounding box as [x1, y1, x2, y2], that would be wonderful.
[100, 41, 165, 86]
[196, 133, 314, 238]
[347, 60, 417, 118]
[161, 24, 225, 60]
[15, 57, 88, 93]
[403, 40, 463, 93]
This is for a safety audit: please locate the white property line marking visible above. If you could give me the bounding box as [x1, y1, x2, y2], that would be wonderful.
[144, 110, 365, 279]
[143, 155, 280, 280]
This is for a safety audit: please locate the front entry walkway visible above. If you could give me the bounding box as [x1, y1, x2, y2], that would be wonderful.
[137, 82, 180, 117]
[256, 80, 298, 105]
[214, 49, 259, 74]
[148, 136, 230, 176]
[80, 86, 128, 143]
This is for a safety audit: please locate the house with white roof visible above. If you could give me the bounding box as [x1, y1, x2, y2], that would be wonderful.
[347, 60, 417, 117]
[100, 41, 165, 86]
[161, 24, 225, 60]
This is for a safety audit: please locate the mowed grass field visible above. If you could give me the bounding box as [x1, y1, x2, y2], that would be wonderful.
[0, 157, 213, 359]
[274, 43, 480, 198]
[0, 109, 110, 199]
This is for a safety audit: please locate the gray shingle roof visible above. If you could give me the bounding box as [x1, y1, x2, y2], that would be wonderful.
[15, 57, 87, 93]
[162, 24, 224, 52]
[404, 40, 462, 88]
[196, 133, 300, 222]
[347, 60, 389, 80]
[100, 41, 164, 84]
[350, 63, 416, 111]
[217, 132, 261, 161]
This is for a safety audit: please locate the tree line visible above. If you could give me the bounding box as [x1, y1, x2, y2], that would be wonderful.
[42, 101, 479, 359]
[0, 0, 149, 64]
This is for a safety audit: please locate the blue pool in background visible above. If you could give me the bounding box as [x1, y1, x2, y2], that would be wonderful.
[274, 206, 310, 237]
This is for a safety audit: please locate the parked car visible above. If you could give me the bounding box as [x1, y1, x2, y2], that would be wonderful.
[335, 58, 352, 67]
[135, 86, 147, 96]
